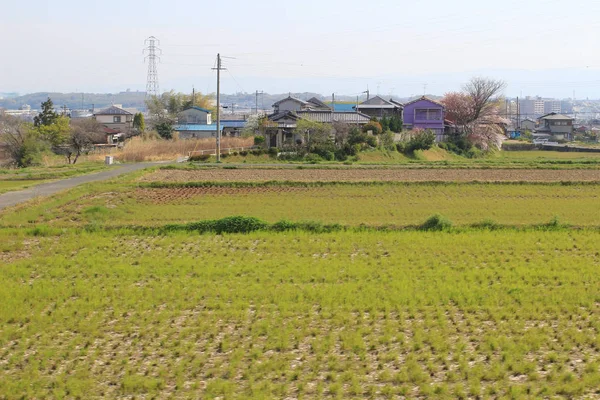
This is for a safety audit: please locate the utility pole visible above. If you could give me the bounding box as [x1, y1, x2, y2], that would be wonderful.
[332, 93, 335, 112]
[255, 90, 263, 114]
[192, 87, 195, 107]
[212, 54, 227, 162]
[516, 96, 520, 131]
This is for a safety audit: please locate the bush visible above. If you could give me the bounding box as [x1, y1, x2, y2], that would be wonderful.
[380, 131, 395, 150]
[419, 214, 453, 231]
[253, 136, 265, 146]
[268, 147, 278, 157]
[395, 142, 406, 153]
[334, 149, 348, 161]
[213, 216, 268, 234]
[362, 122, 383, 135]
[405, 130, 436, 153]
[239, 151, 248, 156]
[189, 154, 211, 162]
[304, 153, 323, 163]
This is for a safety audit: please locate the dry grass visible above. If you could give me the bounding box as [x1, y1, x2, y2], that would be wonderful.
[86, 137, 254, 163]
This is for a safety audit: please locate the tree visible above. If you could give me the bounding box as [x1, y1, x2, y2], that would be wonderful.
[133, 113, 146, 132]
[33, 98, 59, 127]
[0, 114, 46, 167]
[442, 77, 507, 151]
[296, 119, 333, 149]
[155, 122, 174, 140]
[36, 116, 70, 147]
[389, 115, 403, 133]
[463, 77, 506, 122]
[59, 119, 105, 164]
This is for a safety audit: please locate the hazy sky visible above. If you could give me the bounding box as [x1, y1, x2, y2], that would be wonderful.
[2, 0, 599, 98]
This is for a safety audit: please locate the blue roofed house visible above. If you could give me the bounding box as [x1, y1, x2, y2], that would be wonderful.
[174, 106, 246, 139]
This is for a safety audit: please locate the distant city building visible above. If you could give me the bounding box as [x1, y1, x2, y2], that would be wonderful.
[519, 97, 545, 117]
[544, 100, 562, 114]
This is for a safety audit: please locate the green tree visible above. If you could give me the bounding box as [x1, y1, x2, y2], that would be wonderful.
[133, 113, 146, 132]
[389, 115, 403, 132]
[155, 121, 174, 140]
[380, 116, 390, 132]
[33, 98, 59, 127]
[36, 116, 70, 147]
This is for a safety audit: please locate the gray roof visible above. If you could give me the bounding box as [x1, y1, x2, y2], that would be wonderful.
[272, 96, 308, 107]
[357, 95, 403, 109]
[297, 111, 371, 124]
[306, 97, 331, 110]
[94, 105, 132, 116]
[404, 96, 445, 107]
[540, 113, 573, 120]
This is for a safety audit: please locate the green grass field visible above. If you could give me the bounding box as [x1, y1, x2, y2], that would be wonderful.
[2, 180, 599, 228]
[1, 166, 600, 399]
[1, 229, 599, 398]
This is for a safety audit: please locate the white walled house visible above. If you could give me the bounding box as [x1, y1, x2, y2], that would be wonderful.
[94, 106, 134, 131]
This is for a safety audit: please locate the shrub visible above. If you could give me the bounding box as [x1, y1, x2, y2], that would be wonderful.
[253, 136, 265, 146]
[189, 154, 211, 162]
[419, 214, 453, 231]
[271, 220, 298, 232]
[304, 153, 323, 163]
[268, 147, 278, 157]
[380, 131, 395, 150]
[395, 142, 406, 153]
[239, 151, 248, 156]
[213, 216, 268, 234]
[405, 130, 436, 153]
[362, 122, 383, 135]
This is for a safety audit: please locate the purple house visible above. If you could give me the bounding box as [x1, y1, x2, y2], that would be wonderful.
[402, 96, 446, 141]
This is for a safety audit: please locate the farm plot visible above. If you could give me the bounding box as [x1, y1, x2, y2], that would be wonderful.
[0, 229, 599, 399]
[9, 182, 597, 228]
[140, 168, 600, 183]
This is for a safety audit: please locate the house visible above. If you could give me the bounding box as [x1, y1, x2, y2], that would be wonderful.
[402, 96, 445, 141]
[355, 96, 403, 119]
[520, 118, 536, 131]
[177, 106, 212, 125]
[93, 106, 133, 131]
[272, 96, 331, 114]
[173, 120, 247, 139]
[265, 109, 371, 148]
[536, 113, 574, 140]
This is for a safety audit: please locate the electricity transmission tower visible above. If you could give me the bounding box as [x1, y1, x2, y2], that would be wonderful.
[143, 36, 161, 98]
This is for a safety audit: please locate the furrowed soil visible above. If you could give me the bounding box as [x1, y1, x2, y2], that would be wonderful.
[140, 168, 600, 183]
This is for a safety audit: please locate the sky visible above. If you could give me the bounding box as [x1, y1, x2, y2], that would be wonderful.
[1, 0, 600, 99]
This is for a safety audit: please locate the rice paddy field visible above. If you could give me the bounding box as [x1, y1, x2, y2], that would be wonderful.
[1, 165, 600, 399]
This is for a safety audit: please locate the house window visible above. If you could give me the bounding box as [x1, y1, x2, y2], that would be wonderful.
[415, 108, 442, 121]
[113, 116, 122, 123]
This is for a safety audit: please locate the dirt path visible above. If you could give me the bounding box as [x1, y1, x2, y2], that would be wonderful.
[0, 163, 159, 211]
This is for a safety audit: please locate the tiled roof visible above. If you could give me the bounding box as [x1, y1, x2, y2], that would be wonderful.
[272, 96, 309, 107]
[94, 105, 132, 116]
[182, 106, 211, 113]
[404, 96, 445, 107]
[297, 111, 371, 124]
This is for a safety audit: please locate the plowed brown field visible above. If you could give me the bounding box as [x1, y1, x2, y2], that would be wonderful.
[141, 168, 600, 183]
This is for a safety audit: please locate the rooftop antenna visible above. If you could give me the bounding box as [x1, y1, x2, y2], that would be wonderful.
[143, 36, 161, 98]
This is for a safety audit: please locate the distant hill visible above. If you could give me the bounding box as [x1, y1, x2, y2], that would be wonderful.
[0, 91, 147, 111]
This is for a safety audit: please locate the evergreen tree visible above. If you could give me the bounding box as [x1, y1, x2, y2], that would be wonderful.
[133, 113, 146, 132]
[33, 98, 59, 127]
